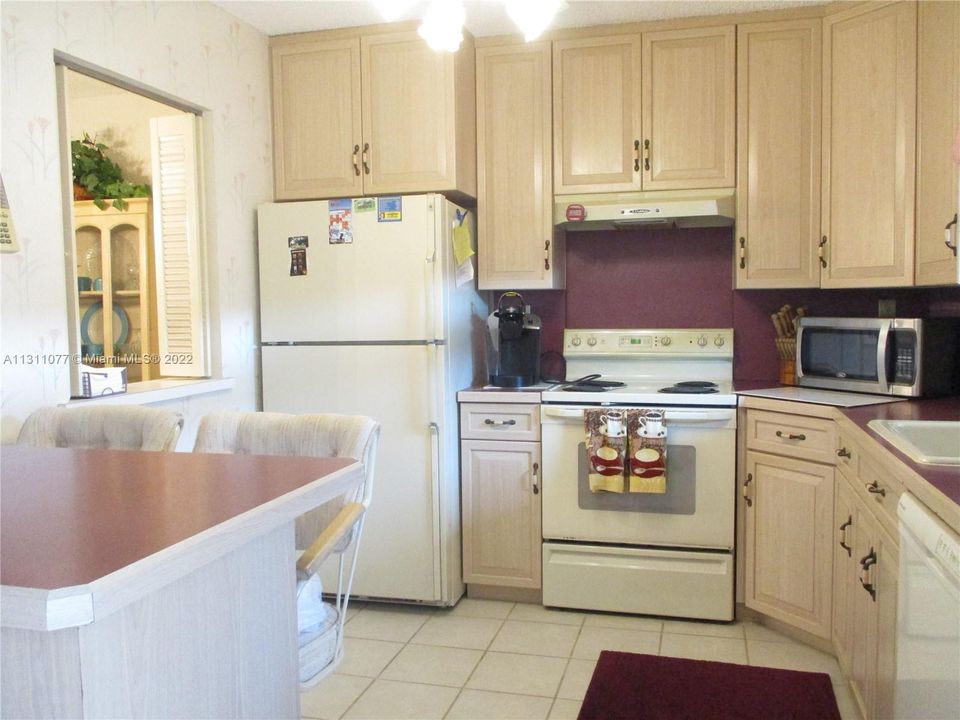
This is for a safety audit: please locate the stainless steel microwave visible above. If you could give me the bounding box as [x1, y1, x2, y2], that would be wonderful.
[796, 317, 960, 397]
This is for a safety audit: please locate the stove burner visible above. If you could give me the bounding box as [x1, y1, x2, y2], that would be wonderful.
[659, 384, 720, 394]
[561, 374, 627, 392]
[675, 381, 718, 388]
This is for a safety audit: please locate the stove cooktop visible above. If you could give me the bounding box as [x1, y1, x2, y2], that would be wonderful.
[542, 377, 736, 406]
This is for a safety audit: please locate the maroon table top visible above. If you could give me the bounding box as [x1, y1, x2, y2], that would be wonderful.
[840, 397, 960, 507]
[0, 447, 356, 590]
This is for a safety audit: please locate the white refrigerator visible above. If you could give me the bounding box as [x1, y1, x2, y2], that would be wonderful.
[257, 194, 487, 604]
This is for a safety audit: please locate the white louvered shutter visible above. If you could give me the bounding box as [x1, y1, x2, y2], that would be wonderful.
[149, 114, 208, 377]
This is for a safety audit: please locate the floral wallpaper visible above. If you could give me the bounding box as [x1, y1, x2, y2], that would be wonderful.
[0, 1, 272, 445]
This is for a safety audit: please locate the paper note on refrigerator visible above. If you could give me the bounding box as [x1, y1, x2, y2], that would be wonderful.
[452, 224, 474, 265]
[455, 257, 474, 287]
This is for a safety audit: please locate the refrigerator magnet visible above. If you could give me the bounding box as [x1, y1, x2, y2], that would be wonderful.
[289, 248, 307, 276]
[353, 197, 375, 213]
[377, 196, 402, 222]
[329, 199, 353, 244]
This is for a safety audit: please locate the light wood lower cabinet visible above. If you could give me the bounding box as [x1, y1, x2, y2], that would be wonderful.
[461, 439, 541, 589]
[743, 449, 834, 639]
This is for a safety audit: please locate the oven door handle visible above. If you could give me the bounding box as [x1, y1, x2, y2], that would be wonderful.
[541, 407, 735, 424]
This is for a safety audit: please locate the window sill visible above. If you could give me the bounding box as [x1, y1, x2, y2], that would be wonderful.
[63, 377, 236, 408]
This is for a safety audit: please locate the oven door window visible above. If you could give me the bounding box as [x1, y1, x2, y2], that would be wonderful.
[800, 328, 880, 381]
[577, 442, 696, 515]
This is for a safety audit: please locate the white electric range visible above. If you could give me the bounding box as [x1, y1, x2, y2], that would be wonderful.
[540, 328, 737, 621]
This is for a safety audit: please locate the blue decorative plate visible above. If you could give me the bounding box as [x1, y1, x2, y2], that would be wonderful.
[80, 301, 129, 349]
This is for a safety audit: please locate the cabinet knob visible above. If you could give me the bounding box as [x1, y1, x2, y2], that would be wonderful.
[484, 418, 516, 426]
[864, 480, 886, 497]
[837, 447, 852, 459]
[946, 213, 958, 256]
[532, 462, 539, 495]
[838, 516, 852, 556]
[544, 239, 551, 271]
[362, 142, 370, 175]
[738, 237, 746, 270]
[643, 139, 651, 171]
[859, 549, 877, 601]
[776, 430, 806, 441]
[818, 236, 828, 269]
[742, 472, 753, 507]
[633, 139, 640, 172]
[352, 144, 361, 176]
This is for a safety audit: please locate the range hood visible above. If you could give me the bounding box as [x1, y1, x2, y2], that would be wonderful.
[555, 190, 736, 231]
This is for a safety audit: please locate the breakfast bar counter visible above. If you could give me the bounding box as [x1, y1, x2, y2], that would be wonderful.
[0, 446, 363, 719]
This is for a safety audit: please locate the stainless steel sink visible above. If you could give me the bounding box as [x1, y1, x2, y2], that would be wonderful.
[867, 420, 960, 466]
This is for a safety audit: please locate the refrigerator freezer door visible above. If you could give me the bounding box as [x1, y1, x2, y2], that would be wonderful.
[262, 344, 443, 602]
[258, 196, 438, 343]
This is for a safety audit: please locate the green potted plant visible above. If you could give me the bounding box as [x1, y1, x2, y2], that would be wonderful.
[71, 133, 150, 211]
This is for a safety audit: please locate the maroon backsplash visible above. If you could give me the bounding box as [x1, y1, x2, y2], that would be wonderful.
[516, 228, 960, 382]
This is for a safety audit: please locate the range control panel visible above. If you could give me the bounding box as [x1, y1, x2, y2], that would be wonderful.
[564, 329, 734, 357]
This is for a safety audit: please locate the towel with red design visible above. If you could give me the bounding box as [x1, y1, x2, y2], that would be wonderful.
[585, 409, 626, 493]
[626, 409, 667, 494]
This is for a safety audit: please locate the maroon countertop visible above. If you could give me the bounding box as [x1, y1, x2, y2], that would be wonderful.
[840, 397, 960, 507]
[0, 447, 355, 590]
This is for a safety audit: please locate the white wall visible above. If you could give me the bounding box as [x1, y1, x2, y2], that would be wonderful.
[0, 1, 272, 444]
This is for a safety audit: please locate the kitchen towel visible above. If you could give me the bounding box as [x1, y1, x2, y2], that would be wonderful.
[627, 409, 667, 494]
[585, 409, 626, 493]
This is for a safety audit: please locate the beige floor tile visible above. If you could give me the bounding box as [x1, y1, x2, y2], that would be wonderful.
[748, 639, 844, 682]
[508, 603, 586, 626]
[571, 626, 660, 661]
[548, 699, 583, 720]
[660, 633, 748, 665]
[556, 658, 598, 701]
[583, 613, 663, 632]
[466, 652, 568, 697]
[833, 681, 863, 720]
[410, 615, 504, 650]
[336, 638, 405, 677]
[742, 621, 797, 643]
[661, 619, 745, 639]
[300, 673, 372, 720]
[344, 607, 433, 643]
[380, 644, 482, 688]
[342, 679, 458, 720]
[445, 598, 516, 619]
[446, 689, 553, 720]
[489, 620, 580, 658]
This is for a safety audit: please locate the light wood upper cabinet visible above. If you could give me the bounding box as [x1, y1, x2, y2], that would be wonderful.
[361, 31, 476, 197]
[477, 42, 563, 290]
[271, 39, 363, 200]
[553, 35, 642, 193]
[822, 1, 916, 288]
[270, 29, 475, 201]
[736, 20, 821, 288]
[915, 0, 960, 286]
[642, 26, 736, 190]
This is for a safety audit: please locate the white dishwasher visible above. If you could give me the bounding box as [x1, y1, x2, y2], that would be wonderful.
[895, 494, 960, 720]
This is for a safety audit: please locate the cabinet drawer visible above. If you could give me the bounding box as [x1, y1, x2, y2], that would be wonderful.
[851, 454, 904, 534]
[745, 410, 837, 464]
[461, 404, 540, 441]
[835, 430, 860, 480]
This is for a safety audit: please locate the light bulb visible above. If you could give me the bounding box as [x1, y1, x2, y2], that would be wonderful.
[505, 0, 566, 42]
[418, 0, 465, 52]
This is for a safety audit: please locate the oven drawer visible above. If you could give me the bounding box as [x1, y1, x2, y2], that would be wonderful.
[745, 410, 836, 464]
[460, 403, 540, 441]
[542, 542, 734, 621]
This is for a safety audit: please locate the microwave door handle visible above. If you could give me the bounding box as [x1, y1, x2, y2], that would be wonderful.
[876, 320, 892, 394]
[795, 326, 805, 381]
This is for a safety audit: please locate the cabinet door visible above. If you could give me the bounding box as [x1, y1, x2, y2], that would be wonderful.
[461, 440, 541, 589]
[271, 39, 363, 200]
[360, 31, 461, 195]
[872, 522, 898, 720]
[477, 43, 562, 290]
[642, 26, 736, 190]
[915, 0, 960, 286]
[832, 477, 858, 677]
[736, 20, 821, 288]
[744, 451, 834, 639]
[553, 35, 642, 193]
[822, 1, 916, 288]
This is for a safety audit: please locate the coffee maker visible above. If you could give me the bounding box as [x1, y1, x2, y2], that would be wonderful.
[486, 292, 541, 387]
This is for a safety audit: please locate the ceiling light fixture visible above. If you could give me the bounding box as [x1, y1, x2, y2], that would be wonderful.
[373, 0, 416, 22]
[505, 0, 567, 42]
[418, 0, 465, 52]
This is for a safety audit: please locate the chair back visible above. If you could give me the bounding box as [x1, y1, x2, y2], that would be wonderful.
[194, 411, 379, 547]
[17, 406, 184, 451]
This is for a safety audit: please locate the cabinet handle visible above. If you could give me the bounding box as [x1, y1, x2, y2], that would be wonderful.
[818, 236, 828, 268]
[643, 139, 651, 171]
[837, 447, 852, 459]
[362, 142, 370, 175]
[742, 472, 753, 507]
[633, 139, 640, 172]
[352, 144, 361, 176]
[532, 462, 540, 495]
[544, 239, 551, 271]
[865, 480, 886, 497]
[839, 516, 852, 556]
[484, 418, 516, 426]
[946, 213, 958, 256]
[776, 430, 806, 441]
[738, 237, 746, 269]
[859, 549, 877, 601]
